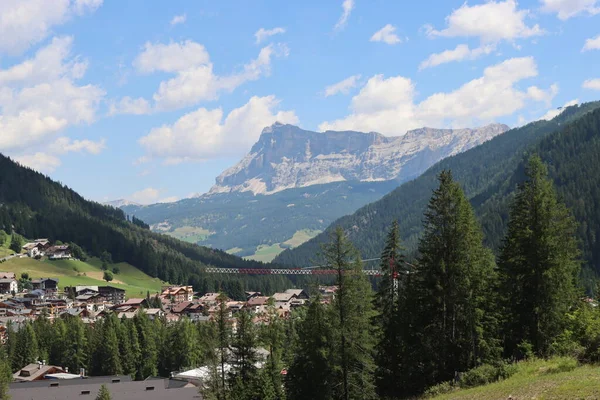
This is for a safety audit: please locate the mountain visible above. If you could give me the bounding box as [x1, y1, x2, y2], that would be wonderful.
[104, 199, 141, 208]
[124, 122, 509, 260]
[210, 122, 509, 195]
[0, 154, 294, 298]
[275, 101, 600, 273]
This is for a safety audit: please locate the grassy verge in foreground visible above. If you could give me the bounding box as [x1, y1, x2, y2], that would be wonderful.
[428, 357, 600, 400]
[0, 257, 165, 298]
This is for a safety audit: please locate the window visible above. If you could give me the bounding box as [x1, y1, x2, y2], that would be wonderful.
[50, 382, 59, 387]
[81, 390, 90, 395]
[111, 378, 120, 383]
[146, 386, 155, 391]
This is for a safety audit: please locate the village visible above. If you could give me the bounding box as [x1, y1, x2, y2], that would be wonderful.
[0, 238, 340, 399]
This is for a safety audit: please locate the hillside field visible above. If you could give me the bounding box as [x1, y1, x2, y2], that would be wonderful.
[0, 257, 165, 298]
[429, 358, 600, 400]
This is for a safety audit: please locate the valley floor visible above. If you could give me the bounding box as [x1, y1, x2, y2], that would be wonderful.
[429, 358, 600, 400]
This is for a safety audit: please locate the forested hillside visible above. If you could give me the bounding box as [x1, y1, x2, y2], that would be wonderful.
[276, 102, 600, 270]
[0, 155, 292, 296]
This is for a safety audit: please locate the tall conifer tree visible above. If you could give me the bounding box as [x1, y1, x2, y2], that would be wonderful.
[412, 170, 498, 389]
[499, 155, 580, 356]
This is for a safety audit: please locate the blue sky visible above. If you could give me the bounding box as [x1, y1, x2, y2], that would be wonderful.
[1, 0, 599, 204]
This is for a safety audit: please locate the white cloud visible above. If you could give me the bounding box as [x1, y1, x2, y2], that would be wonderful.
[335, 0, 354, 31]
[108, 96, 151, 116]
[370, 24, 402, 45]
[540, 99, 579, 120]
[583, 78, 600, 90]
[540, 0, 599, 19]
[526, 83, 559, 104]
[419, 44, 495, 70]
[255, 27, 286, 44]
[426, 0, 543, 43]
[133, 41, 211, 74]
[48, 137, 106, 155]
[114, 41, 288, 114]
[583, 35, 600, 51]
[320, 57, 553, 135]
[139, 95, 298, 163]
[170, 14, 186, 26]
[14, 152, 62, 174]
[130, 188, 161, 205]
[324, 74, 361, 96]
[158, 196, 179, 203]
[0, 0, 103, 55]
[0, 37, 105, 153]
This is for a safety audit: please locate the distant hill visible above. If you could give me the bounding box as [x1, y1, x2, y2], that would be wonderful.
[123, 122, 508, 259]
[0, 154, 293, 297]
[275, 102, 600, 275]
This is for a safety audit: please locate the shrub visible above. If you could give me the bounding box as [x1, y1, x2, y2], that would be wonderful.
[423, 381, 455, 398]
[545, 357, 578, 374]
[112, 266, 120, 275]
[460, 362, 518, 389]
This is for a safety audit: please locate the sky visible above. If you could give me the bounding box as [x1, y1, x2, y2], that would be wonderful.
[1, 0, 599, 204]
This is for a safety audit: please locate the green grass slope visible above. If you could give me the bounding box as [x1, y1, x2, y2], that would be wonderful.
[428, 358, 600, 400]
[0, 257, 164, 298]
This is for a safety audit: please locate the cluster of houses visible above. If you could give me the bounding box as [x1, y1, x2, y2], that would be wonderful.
[21, 239, 72, 260]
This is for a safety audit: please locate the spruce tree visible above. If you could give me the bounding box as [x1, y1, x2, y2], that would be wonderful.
[9, 233, 23, 254]
[374, 220, 408, 398]
[259, 300, 286, 400]
[229, 310, 258, 400]
[99, 315, 122, 376]
[95, 384, 111, 400]
[323, 227, 377, 400]
[13, 322, 39, 370]
[499, 155, 580, 357]
[412, 170, 498, 390]
[0, 347, 11, 400]
[286, 295, 333, 400]
[134, 311, 158, 379]
[64, 316, 88, 374]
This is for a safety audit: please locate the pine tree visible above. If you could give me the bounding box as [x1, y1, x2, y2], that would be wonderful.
[9, 232, 23, 254]
[0, 347, 12, 400]
[168, 317, 200, 372]
[259, 300, 286, 399]
[286, 295, 333, 400]
[213, 293, 231, 400]
[99, 315, 122, 376]
[95, 384, 111, 400]
[374, 220, 408, 398]
[13, 322, 39, 370]
[499, 155, 580, 357]
[64, 316, 88, 374]
[134, 311, 158, 379]
[412, 170, 499, 390]
[229, 310, 258, 400]
[323, 227, 377, 400]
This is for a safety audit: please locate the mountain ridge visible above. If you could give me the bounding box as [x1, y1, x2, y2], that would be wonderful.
[209, 122, 509, 195]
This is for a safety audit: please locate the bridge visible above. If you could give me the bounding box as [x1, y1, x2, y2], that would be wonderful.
[203, 257, 411, 277]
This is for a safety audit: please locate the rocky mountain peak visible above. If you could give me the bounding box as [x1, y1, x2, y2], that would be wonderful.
[209, 123, 510, 196]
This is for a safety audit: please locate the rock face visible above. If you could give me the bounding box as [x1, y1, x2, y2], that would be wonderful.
[209, 122, 510, 195]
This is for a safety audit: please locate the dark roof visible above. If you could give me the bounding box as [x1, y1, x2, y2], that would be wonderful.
[9, 377, 201, 400]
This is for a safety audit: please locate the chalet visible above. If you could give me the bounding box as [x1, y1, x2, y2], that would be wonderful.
[160, 285, 194, 303]
[145, 308, 165, 320]
[98, 286, 126, 304]
[227, 301, 245, 314]
[246, 296, 270, 313]
[75, 293, 105, 304]
[170, 301, 193, 314]
[0, 300, 26, 315]
[0, 272, 15, 280]
[114, 298, 147, 311]
[0, 278, 18, 294]
[198, 292, 222, 305]
[13, 363, 66, 382]
[245, 291, 262, 300]
[31, 278, 59, 295]
[46, 245, 72, 260]
[272, 292, 296, 308]
[21, 241, 49, 257]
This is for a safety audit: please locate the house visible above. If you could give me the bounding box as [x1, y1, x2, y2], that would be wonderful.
[13, 363, 66, 382]
[98, 286, 126, 304]
[198, 292, 222, 306]
[160, 286, 194, 303]
[245, 291, 262, 300]
[46, 245, 72, 260]
[145, 308, 165, 320]
[75, 293, 106, 304]
[114, 298, 147, 311]
[31, 278, 59, 295]
[272, 292, 296, 308]
[284, 289, 309, 300]
[227, 301, 245, 313]
[0, 278, 18, 294]
[170, 301, 193, 314]
[21, 242, 47, 257]
[246, 296, 270, 313]
[0, 272, 15, 280]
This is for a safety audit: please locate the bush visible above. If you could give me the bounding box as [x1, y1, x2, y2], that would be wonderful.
[103, 271, 113, 282]
[459, 362, 518, 389]
[112, 266, 120, 275]
[545, 357, 578, 374]
[423, 381, 455, 398]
